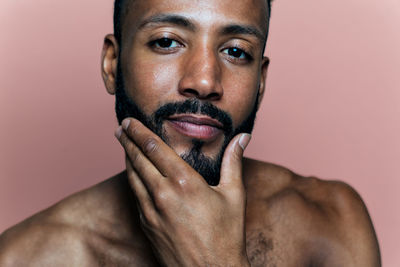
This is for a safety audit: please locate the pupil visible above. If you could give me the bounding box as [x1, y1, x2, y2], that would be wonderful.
[229, 48, 242, 58]
[158, 38, 172, 47]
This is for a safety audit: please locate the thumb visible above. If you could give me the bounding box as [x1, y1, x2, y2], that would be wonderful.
[218, 133, 251, 188]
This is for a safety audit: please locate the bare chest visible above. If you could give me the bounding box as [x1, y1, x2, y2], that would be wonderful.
[91, 206, 320, 267]
[92, 232, 310, 267]
[245, 227, 314, 267]
[243, 194, 324, 266]
[91, 192, 324, 266]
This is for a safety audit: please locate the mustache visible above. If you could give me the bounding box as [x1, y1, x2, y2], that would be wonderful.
[153, 99, 233, 134]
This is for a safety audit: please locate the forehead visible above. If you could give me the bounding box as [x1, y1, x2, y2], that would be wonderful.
[122, 0, 269, 38]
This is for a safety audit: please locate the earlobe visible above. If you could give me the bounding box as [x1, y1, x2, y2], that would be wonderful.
[101, 34, 119, 95]
[256, 56, 270, 110]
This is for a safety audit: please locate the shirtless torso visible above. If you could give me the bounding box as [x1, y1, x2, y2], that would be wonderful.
[0, 0, 381, 263]
[0, 158, 380, 266]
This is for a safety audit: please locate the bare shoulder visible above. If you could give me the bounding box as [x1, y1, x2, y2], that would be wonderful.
[294, 176, 381, 266]
[243, 158, 381, 266]
[0, 214, 94, 266]
[0, 172, 150, 266]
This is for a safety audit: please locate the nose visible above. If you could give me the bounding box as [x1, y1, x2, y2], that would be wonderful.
[178, 45, 223, 101]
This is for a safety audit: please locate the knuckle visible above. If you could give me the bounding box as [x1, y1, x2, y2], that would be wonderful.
[153, 185, 173, 210]
[120, 133, 135, 153]
[130, 147, 142, 166]
[175, 177, 194, 194]
[142, 137, 159, 155]
[129, 122, 140, 136]
[122, 138, 133, 154]
[177, 177, 188, 188]
[119, 132, 129, 146]
[172, 164, 191, 179]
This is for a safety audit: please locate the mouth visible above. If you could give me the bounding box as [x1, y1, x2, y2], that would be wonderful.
[165, 114, 224, 141]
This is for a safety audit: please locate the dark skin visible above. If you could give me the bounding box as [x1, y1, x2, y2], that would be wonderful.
[0, 0, 380, 266]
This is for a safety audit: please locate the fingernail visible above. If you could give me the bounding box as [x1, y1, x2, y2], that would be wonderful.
[114, 126, 123, 139]
[122, 119, 131, 130]
[238, 134, 251, 150]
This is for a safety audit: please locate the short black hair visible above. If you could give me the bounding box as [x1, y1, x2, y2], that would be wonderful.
[113, 0, 272, 46]
[113, 0, 128, 45]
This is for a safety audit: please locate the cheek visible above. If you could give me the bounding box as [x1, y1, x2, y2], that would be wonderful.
[222, 69, 260, 127]
[124, 55, 180, 114]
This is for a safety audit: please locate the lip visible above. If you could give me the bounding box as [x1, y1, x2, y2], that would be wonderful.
[166, 114, 224, 141]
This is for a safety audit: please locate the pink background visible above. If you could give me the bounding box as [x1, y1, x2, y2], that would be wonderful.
[1, 0, 399, 265]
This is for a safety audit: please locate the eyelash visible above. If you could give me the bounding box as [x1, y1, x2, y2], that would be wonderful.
[221, 47, 253, 62]
[148, 37, 253, 63]
[148, 37, 183, 51]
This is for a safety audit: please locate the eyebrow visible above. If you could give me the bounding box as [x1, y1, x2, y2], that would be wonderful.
[138, 14, 196, 31]
[220, 24, 265, 44]
[138, 13, 265, 44]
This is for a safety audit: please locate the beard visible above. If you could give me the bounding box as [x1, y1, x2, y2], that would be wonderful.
[115, 62, 258, 185]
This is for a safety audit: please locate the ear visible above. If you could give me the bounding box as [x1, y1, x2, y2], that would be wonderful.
[101, 34, 119, 95]
[256, 56, 270, 110]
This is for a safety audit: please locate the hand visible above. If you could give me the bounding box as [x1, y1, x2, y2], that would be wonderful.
[115, 118, 252, 267]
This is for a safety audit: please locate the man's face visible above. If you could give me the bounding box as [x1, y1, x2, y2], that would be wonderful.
[109, 0, 269, 185]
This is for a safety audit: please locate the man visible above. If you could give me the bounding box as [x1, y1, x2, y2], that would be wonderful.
[0, 0, 381, 266]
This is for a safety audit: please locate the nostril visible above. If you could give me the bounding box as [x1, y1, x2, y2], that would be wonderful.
[207, 92, 220, 100]
[181, 88, 221, 100]
[183, 88, 199, 97]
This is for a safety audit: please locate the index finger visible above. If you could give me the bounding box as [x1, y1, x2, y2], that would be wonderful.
[121, 118, 195, 179]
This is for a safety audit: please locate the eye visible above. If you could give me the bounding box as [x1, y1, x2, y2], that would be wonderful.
[150, 37, 182, 49]
[222, 47, 251, 60]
